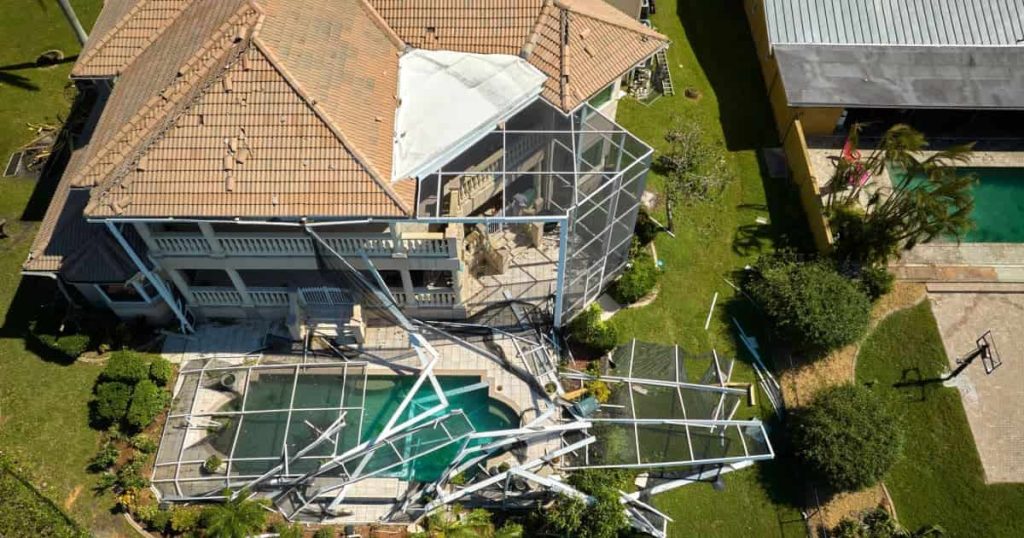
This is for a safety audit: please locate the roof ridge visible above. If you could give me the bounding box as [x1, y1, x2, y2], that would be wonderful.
[357, 0, 407, 51]
[251, 37, 411, 215]
[85, 6, 261, 215]
[559, 8, 571, 110]
[553, 0, 665, 40]
[74, 0, 191, 76]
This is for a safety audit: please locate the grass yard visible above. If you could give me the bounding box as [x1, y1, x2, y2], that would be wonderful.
[611, 1, 807, 536]
[0, 0, 132, 535]
[857, 302, 1024, 537]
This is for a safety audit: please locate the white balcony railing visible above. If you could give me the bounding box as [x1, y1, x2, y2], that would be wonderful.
[190, 286, 456, 309]
[151, 232, 456, 259]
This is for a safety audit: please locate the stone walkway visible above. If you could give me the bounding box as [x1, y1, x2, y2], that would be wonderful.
[929, 292, 1024, 483]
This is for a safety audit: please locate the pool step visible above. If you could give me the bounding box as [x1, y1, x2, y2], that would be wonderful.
[891, 243, 1024, 284]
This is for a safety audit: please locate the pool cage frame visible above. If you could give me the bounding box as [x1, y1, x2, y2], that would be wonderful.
[150, 100, 774, 536]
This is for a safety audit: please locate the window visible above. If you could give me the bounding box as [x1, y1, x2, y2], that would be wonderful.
[588, 82, 615, 110]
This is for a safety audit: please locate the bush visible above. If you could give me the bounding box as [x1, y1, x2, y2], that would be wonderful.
[656, 120, 730, 205]
[314, 528, 337, 538]
[744, 253, 871, 353]
[34, 330, 90, 360]
[275, 522, 305, 538]
[634, 207, 659, 245]
[858, 265, 894, 302]
[833, 507, 945, 538]
[610, 251, 658, 304]
[148, 357, 173, 386]
[130, 434, 158, 454]
[89, 443, 120, 472]
[170, 506, 202, 534]
[567, 304, 618, 354]
[116, 459, 149, 491]
[791, 384, 904, 492]
[204, 454, 223, 474]
[92, 382, 133, 426]
[126, 380, 167, 431]
[102, 351, 151, 384]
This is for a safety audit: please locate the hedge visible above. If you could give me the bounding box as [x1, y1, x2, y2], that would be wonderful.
[148, 357, 174, 386]
[610, 251, 658, 304]
[567, 304, 618, 353]
[102, 351, 151, 384]
[91, 382, 134, 426]
[126, 380, 167, 431]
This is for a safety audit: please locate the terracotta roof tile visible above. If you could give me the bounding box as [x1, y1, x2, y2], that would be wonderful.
[73, 0, 193, 78]
[87, 45, 407, 218]
[369, 0, 543, 55]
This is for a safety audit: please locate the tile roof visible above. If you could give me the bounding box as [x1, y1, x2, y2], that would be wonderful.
[63, 0, 664, 220]
[24, 149, 141, 282]
[371, 0, 668, 110]
[73, 0, 193, 78]
[87, 45, 408, 218]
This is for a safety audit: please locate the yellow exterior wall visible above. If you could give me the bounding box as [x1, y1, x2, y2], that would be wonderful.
[744, 0, 834, 252]
[796, 107, 844, 136]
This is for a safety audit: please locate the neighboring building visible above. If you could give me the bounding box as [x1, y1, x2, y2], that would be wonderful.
[24, 0, 669, 334]
[744, 0, 1024, 251]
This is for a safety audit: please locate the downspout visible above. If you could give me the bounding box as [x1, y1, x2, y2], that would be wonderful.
[104, 221, 193, 333]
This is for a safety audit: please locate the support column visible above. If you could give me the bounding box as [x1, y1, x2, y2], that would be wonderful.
[226, 268, 254, 307]
[553, 218, 569, 328]
[400, 269, 416, 308]
[165, 269, 197, 304]
[198, 222, 225, 258]
[132, 222, 161, 257]
[390, 222, 407, 257]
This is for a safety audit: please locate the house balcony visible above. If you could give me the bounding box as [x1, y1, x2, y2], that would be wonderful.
[149, 231, 458, 259]
[189, 286, 458, 310]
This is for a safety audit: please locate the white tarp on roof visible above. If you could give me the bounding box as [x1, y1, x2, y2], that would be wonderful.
[392, 49, 546, 181]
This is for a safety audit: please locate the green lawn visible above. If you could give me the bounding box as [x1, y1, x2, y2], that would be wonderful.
[611, 1, 806, 536]
[856, 303, 1024, 537]
[0, 1, 132, 535]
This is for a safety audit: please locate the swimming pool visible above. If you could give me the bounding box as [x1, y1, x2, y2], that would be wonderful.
[889, 166, 1024, 243]
[212, 373, 519, 482]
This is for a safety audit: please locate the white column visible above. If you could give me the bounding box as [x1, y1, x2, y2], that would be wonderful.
[400, 270, 416, 307]
[198, 222, 225, 258]
[165, 268, 196, 304]
[132, 222, 161, 257]
[226, 268, 254, 307]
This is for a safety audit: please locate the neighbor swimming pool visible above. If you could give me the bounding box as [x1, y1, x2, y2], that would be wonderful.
[890, 166, 1024, 243]
[212, 372, 519, 482]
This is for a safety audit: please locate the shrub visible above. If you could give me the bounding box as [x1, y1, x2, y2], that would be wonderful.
[634, 207, 659, 245]
[200, 489, 268, 538]
[656, 120, 730, 205]
[744, 253, 871, 353]
[148, 357, 173, 386]
[833, 507, 945, 538]
[34, 330, 90, 360]
[126, 380, 167, 431]
[204, 454, 223, 474]
[92, 382, 133, 426]
[102, 351, 151, 384]
[275, 522, 305, 538]
[858, 265, 894, 302]
[610, 251, 658, 304]
[130, 434, 158, 454]
[791, 384, 904, 492]
[89, 443, 120, 472]
[314, 528, 337, 538]
[149, 509, 172, 533]
[567, 304, 618, 354]
[116, 459, 149, 491]
[585, 379, 611, 403]
[538, 488, 627, 538]
[170, 506, 202, 534]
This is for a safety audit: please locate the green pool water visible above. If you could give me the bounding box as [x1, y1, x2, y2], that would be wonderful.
[214, 374, 519, 482]
[891, 167, 1024, 243]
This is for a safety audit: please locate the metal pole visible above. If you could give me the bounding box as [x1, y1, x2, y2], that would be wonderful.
[105, 221, 193, 332]
[553, 220, 569, 327]
[56, 0, 88, 46]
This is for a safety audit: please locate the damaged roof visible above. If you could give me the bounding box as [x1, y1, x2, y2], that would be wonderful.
[65, 0, 666, 219]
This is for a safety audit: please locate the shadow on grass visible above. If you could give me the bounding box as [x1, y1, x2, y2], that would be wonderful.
[675, 0, 776, 152]
[0, 275, 80, 365]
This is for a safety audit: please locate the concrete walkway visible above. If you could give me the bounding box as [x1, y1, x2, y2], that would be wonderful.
[929, 292, 1024, 483]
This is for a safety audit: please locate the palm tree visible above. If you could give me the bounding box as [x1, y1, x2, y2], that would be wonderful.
[201, 489, 268, 538]
[826, 123, 976, 264]
[36, 0, 88, 46]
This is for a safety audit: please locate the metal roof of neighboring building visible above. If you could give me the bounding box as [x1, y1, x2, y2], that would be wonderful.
[775, 44, 1024, 109]
[764, 0, 1024, 46]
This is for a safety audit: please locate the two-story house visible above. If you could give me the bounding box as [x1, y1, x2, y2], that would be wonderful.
[23, 0, 668, 337]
